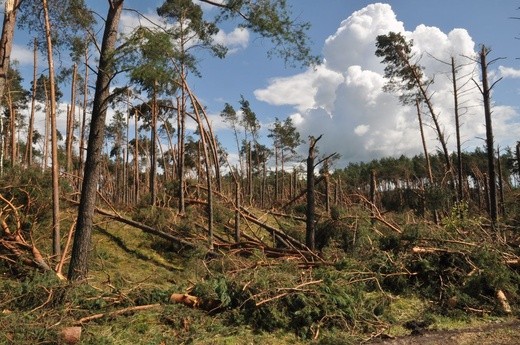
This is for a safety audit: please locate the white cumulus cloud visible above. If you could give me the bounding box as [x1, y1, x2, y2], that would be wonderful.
[498, 66, 520, 79]
[119, 11, 163, 35]
[213, 27, 249, 53]
[11, 43, 34, 65]
[254, 3, 520, 166]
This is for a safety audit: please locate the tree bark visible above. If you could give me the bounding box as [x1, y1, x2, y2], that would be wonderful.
[68, 0, 124, 281]
[274, 146, 279, 201]
[324, 165, 330, 215]
[306, 135, 321, 251]
[150, 80, 157, 206]
[178, 92, 186, 214]
[234, 179, 240, 242]
[479, 46, 498, 226]
[42, 0, 61, 261]
[415, 99, 438, 223]
[66, 63, 77, 173]
[7, 82, 16, 166]
[79, 46, 89, 178]
[370, 169, 376, 224]
[451, 57, 463, 203]
[42, 81, 49, 170]
[25, 38, 37, 166]
[496, 147, 505, 217]
[0, 0, 21, 104]
[184, 82, 214, 251]
[134, 108, 139, 204]
[516, 141, 520, 183]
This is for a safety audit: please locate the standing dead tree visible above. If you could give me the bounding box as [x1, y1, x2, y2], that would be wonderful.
[471, 46, 503, 227]
[306, 135, 321, 251]
[305, 135, 337, 251]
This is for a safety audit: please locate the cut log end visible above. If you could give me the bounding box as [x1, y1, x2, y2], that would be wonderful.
[59, 326, 81, 345]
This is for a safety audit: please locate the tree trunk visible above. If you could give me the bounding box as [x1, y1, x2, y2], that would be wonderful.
[451, 57, 463, 203]
[124, 90, 130, 204]
[370, 169, 376, 224]
[497, 147, 505, 217]
[134, 109, 139, 204]
[0, 0, 20, 104]
[281, 150, 285, 200]
[178, 91, 186, 214]
[415, 99, 438, 224]
[261, 160, 266, 208]
[184, 82, 214, 251]
[274, 146, 279, 201]
[66, 63, 77, 173]
[79, 46, 89, 178]
[150, 80, 157, 206]
[306, 135, 321, 251]
[483, 172, 490, 218]
[235, 179, 240, 242]
[201, 106, 221, 193]
[7, 82, 16, 166]
[42, 0, 61, 261]
[516, 141, 520, 183]
[324, 168, 330, 215]
[479, 46, 498, 226]
[42, 81, 49, 170]
[403, 52, 453, 185]
[68, 0, 124, 281]
[247, 142, 252, 203]
[0, 114, 3, 176]
[25, 38, 37, 167]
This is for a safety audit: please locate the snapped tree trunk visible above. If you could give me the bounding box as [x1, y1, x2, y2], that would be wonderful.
[306, 135, 321, 251]
[68, 0, 125, 281]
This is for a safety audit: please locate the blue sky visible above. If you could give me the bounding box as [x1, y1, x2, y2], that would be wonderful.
[8, 1, 520, 168]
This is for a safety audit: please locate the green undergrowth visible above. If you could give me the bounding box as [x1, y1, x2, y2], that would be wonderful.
[1, 178, 519, 343]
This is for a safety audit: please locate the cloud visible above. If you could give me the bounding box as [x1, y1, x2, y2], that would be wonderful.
[120, 10, 248, 54]
[254, 65, 343, 112]
[498, 66, 520, 79]
[119, 11, 163, 35]
[11, 44, 34, 65]
[194, 0, 226, 11]
[212, 27, 249, 53]
[254, 3, 520, 166]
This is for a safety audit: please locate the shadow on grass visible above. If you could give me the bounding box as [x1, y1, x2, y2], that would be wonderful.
[95, 226, 182, 272]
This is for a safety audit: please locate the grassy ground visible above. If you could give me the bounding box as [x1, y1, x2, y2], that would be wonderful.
[1, 202, 519, 345]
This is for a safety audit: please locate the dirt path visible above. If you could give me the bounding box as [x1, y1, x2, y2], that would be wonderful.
[367, 320, 520, 345]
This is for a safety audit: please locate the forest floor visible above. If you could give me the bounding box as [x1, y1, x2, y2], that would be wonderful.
[1, 192, 519, 344]
[367, 319, 520, 345]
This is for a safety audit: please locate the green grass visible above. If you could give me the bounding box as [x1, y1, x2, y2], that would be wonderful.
[1, 199, 518, 345]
